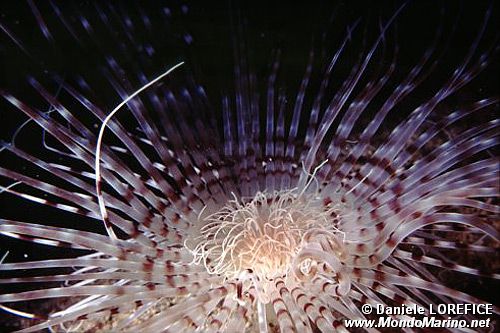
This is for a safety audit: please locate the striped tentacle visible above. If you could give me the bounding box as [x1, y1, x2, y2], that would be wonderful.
[341, 212, 497, 268]
[99, 59, 204, 209]
[345, 158, 498, 237]
[158, 297, 222, 333]
[283, 49, 315, 188]
[0, 278, 219, 304]
[354, 118, 498, 214]
[402, 235, 496, 253]
[269, 289, 297, 333]
[274, 92, 288, 191]
[141, 89, 235, 208]
[335, 116, 498, 262]
[320, 14, 443, 182]
[384, 257, 454, 309]
[300, 5, 406, 183]
[393, 248, 500, 279]
[203, 295, 243, 333]
[351, 271, 448, 319]
[263, 50, 281, 192]
[0, 221, 194, 263]
[299, 22, 362, 172]
[343, 42, 494, 208]
[0, 2, 498, 333]
[0, 89, 196, 239]
[351, 268, 500, 314]
[291, 285, 337, 332]
[275, 279, 313, 333]
[1, 257, 206, 276]
[105, 60, 226, 206]
[124, 284, 233, 332]
[1, 145, 188, 244]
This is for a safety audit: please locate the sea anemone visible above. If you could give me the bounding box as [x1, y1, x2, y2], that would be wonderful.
[0, 1, 498, 332]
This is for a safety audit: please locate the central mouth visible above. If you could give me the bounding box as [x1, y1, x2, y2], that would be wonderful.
[186, 185, 348, 303]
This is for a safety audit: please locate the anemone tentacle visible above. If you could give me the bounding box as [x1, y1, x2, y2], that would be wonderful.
[0, 1, 498, 332]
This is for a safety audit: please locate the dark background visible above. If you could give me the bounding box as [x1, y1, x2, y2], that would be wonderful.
[0, 0, 498, 331]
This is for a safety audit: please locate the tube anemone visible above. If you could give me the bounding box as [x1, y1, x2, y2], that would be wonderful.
[0, 1, 498, 332]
